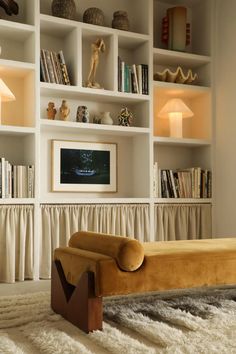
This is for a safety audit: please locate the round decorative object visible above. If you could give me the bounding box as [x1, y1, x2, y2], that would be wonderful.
[100, 112, 113, 125]
[83, 7, 105, 26]
[118, 107, 133, 126]
[76, 106, 90, 123]
[51, 0, 76, 20]
[112, 11, 130, 31]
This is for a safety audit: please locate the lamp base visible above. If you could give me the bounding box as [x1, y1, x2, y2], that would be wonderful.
[169, 113, 183, 138]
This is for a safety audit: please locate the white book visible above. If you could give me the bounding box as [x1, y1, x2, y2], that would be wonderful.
[137, 64, 142, 95]
[121, 61, 125, 92]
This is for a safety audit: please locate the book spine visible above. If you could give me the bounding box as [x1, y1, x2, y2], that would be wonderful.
[132, 64, 139, 94]
[137, 64, 143, 95]
[45, 49, 56, 83]
[58, 50, 71, 85]
[50, 51, 59, 84]
[41, 49, 50, 83]
[40, 55, 47, 83]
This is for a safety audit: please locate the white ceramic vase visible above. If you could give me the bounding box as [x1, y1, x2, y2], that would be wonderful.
[100, 112, 113, 125]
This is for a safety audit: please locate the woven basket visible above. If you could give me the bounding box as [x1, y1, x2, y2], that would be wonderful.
[112, 11, 130, 31]
[83, 7, 105, 26]
[51, 0, 76, 20]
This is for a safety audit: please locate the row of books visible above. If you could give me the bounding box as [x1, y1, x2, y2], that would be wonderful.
[153, 163, 212, 199]
[0, 158, 34, 198]
[118, 57, 149, 95]
[40, 49, 71, 85]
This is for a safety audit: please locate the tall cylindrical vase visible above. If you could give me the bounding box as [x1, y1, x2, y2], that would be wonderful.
[167, 6, 187, 52]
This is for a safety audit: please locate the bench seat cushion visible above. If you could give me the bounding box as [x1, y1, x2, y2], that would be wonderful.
[54, 237, 236, 297]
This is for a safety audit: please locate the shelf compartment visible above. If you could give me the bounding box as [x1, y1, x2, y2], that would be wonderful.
[40, 17, 79, 86]
[0, 134, 35, 167]
[40, 84, 150, 128]
[153, 48, 211, 87]
[0, 21, 35, 64]
[40, 0, 150, 35]
[40, 120, 150, 136]
[153, 82, 211, 140]
[153, 0, 212, 56]
[40, 131, 150, 200]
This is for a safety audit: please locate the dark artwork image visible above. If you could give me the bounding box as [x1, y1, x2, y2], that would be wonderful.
[60, 148, 110, 185]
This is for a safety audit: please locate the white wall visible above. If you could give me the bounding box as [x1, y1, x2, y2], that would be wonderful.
[215, 0, 236, 236]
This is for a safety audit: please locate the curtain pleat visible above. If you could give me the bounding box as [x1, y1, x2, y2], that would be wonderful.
[40, 204, 150, 278]
[154, 204, 212, 241]
[0, 205, 34, 283]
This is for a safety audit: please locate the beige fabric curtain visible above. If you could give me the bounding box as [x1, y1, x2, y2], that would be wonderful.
[40, 204, 150, 278]
[0, 205, 34, 283]
[154, 203, 212, 241]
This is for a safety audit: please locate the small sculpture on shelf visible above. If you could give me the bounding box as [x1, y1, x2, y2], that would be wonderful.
[46, 102, 57, 120]
[59, 99, 70, 121]
[0, 0, 19, 16]
[83, 7, 105, 26]
[76, 106, 90, 123]
[86, 38, 105, 89]
[100, 111, 113, 125]
[118, 107, 133, 127]
[93, 115, 101, 124]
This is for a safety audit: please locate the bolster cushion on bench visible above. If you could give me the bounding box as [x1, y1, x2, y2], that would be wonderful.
[69, 231, 144, 272]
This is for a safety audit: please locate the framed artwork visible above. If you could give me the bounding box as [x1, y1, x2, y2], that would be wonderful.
[51, 140, 117, 192]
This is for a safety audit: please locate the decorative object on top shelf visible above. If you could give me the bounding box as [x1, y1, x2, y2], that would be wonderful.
[51, 140, 117, 192]
[112, 11, 130, 31]
[162, 6, 190, 52]
[86, 38, 105, 89]
[158, 98, 193, 138]
[59, 100, 70, 121]
[47, 102, 57, 120]
[83, 7, 105, 26]
[0, 0, 18, 16]
[100, 111, 113, 125]
[118, 107, 133, 127]
[76, 106, 89, 123]
[0, 79, 15, 125]
[51, 0, 76, 20]
[154, 67, 198, 85]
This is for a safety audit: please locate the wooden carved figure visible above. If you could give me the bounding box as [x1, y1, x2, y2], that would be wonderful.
[86, 38, 105, 89]
[47, 102, 57, 120]
[59, 100, 70, 121]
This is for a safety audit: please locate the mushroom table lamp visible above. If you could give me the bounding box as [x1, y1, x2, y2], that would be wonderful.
[0, 79, 15, 125]
[158, 98, 193, 138]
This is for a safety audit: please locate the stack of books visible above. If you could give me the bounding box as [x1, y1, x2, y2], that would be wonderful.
[0, 158, 34, 198]
[153, 163, 212, 199]
[118, 56, 149, 94]
[40, 49, 71, 85]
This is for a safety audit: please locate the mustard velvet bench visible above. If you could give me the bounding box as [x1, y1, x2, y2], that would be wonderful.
[51, 231, 236, 333]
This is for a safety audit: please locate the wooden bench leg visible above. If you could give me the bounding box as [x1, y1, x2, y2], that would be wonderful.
[51, 260, 103, 333]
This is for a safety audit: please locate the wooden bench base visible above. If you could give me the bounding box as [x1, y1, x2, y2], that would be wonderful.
[51, 260, 103, 333]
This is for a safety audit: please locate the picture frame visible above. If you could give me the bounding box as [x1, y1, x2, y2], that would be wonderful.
[51, 140, 117, 192]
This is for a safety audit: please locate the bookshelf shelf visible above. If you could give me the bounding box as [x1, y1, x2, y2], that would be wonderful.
[0, 126, 36, 136]
[0, 198, 36, 205]
[154, 198, 212, 204]
[153, 137, 211, 147]
[40, 197, 151, 205]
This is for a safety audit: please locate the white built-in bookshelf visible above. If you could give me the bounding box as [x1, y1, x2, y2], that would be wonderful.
[0, 0, 214, 278]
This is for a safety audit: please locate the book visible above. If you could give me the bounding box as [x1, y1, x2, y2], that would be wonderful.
[58, 50, 71, 85]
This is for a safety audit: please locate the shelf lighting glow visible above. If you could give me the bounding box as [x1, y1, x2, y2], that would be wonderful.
[0, 79, 16, 125]
[158, 98, 193, 138]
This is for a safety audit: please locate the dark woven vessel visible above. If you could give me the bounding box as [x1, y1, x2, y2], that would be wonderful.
[51, 0, 76, 20]
[83, 7, 104, 26]
[112, 11, 130, 31]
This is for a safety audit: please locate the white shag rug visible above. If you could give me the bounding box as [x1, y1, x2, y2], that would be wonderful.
[1, 287, 236, 354]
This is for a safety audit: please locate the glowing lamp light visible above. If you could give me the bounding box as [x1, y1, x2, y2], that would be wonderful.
[0, 79, 15, 124]
[158, 98, 193, 138]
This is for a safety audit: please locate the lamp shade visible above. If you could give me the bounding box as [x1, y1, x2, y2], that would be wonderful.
[158, 98, 193, 119]
[0, 79, 15, 102]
